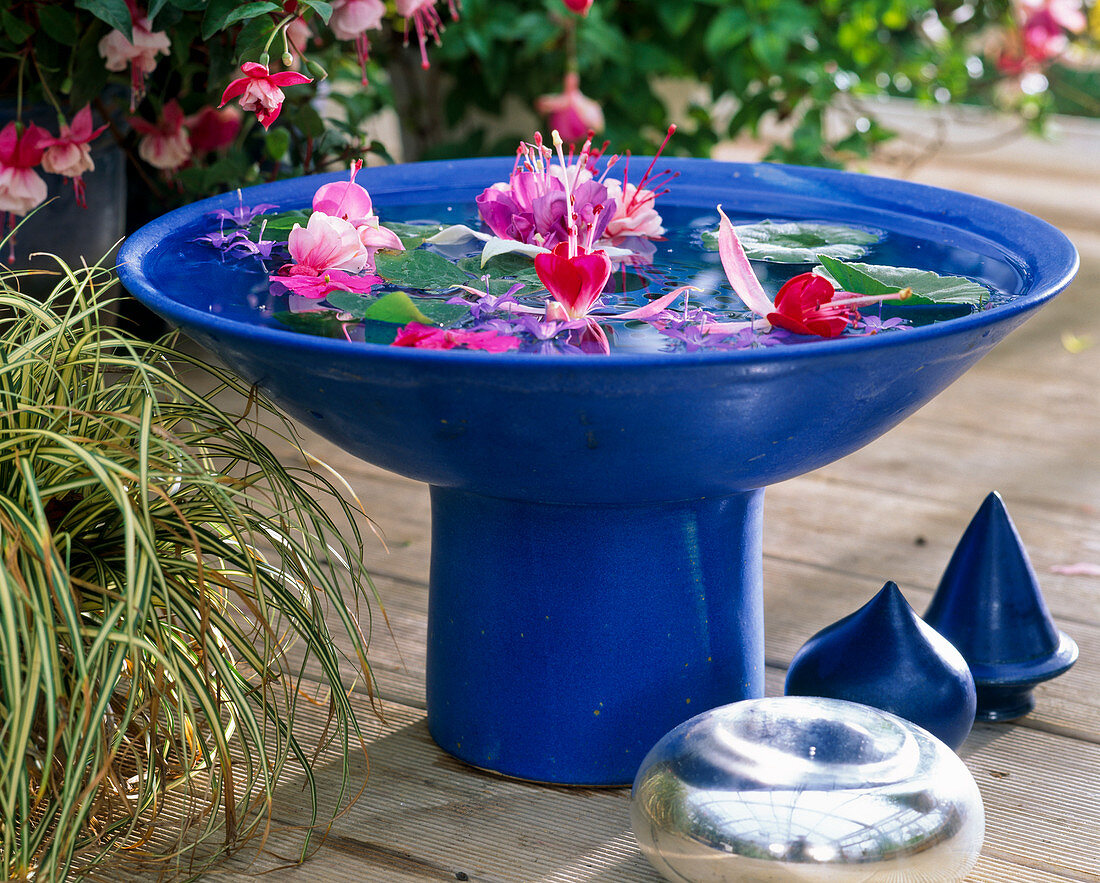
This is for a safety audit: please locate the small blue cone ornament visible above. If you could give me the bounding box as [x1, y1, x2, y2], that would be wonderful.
[785, 581, 977, 749]
[924, 492, 1078, 722]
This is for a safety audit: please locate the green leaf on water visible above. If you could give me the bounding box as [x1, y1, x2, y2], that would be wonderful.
[374, 248, 471, 290]
[250, 209, 310, 242]
[327, 290, 470, 326]
[361, 291, 432, 325]
[815, 254, 990, 306]
[702, 221, 881, 263]
[384, 222, 445, 248]
[274, 310, 351, 338]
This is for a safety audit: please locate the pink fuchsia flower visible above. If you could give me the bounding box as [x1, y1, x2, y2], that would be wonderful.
[287, 212, 368, 274]
[186, 106, 242, 155]
[396, 0, 460, 69]
[219, 62, 313, 130]
[534, 242, 613, 320]
[603, 182, 664, 241]
[39, 106, 108, 208]
[313, 161, 404, 270]
[392, 321, 521, 352]
[330, 0, 386, 83]
[131, 100, 191, 171]
[0, 122, 49, 216]
[97, 11, 171, 110]
[562, 0, 594, 14]
[535, 73, 604, 143]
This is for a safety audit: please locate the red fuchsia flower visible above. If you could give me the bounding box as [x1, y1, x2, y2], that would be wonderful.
[97, 5, 171, 110]
[131, 100, 192, 171]
[534, 242, 613, 320]
[395, 0, 460, 69]
[219, 62, 313, 130]
[330, 0, 386, 82]
[185, 106, 242, 155]
[561, 0, 595, 14]
[392, 322, 521, 352]
[0, 122, 49, 216]
[766, 273, 852, 339]
[535, 73, 604, 144]
[39, 107, 108, 208]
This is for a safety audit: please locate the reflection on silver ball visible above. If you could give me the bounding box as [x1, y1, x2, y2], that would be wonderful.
[630, 697, 984, 881]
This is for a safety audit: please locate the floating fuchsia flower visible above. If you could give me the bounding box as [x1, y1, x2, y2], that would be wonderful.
[39, 107, 108, 208]
[766, 272, 852, 339]
[535, 73, 605, 143]
[220, 62, 313, 130]
[131, 100, 191, 171]
[287, 212, 368, 274]
[476, 134, 615, 249]
[535, 242, 613, 320]
[97, 7, 171, 110]
[272, 267, 381, 299]
[393, 322, 521, 352]
[313, 161, 404, 270]
[0, 122, 49, 217]
[396, 0, 461, 69]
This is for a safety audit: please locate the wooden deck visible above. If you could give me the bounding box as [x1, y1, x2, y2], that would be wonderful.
[208, 141, 1100, 881]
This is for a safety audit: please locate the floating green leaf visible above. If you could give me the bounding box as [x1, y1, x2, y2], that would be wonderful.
[374, 248, 471, 290]
[702, 221, 881, 263]
[274, 309, 351, 337]
[383, 222, 445, 248]
[327, 291, 469, 326]
[250, 209, 309, 241]
[816, 254, 989, 306]
[457, 253, 543, 285]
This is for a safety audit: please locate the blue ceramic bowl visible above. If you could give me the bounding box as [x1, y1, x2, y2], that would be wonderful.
[119, 159, 1078, 785]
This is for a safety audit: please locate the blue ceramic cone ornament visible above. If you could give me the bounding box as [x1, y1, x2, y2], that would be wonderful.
[785, 581, 977, 749]
[924, 492, 1078, 722]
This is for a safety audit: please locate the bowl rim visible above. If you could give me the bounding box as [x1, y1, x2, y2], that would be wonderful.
[118, 157, 1080, 370]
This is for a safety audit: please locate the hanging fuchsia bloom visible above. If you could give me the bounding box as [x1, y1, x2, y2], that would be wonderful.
[393, 322, 521, 352]
[396, 0, 460, 69]
[330, 0, 385, 81]
[0, 122, 49, 216]
[561, 0, 594, 14]
[131, 100, 191, 171]
[220, 62, 312, 130]
[97, 4, 171, 110]
[39, 107, 108, 208]
[186, 106, 241, 155]
[535, 73, 604, 143]
[313, 161, 404, 270]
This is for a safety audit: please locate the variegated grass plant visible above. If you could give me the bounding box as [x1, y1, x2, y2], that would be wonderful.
[0, 257, 378, 880]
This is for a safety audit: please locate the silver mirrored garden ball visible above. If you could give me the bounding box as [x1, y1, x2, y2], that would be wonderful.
[630, 697, 984, 881]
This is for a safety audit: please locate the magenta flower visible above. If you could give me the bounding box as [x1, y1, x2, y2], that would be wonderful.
[0, 122, 49, 216]
[561, 0, 594, 14]
[330, 0, 386, 82]
[219, 62, 313, 130]
[130, 100, 191, 171]
[40, 107, 108, 207]
[271, 268, 381, 299]
[766, 272, 850, 339]
[392, 322, 521, 352]
[186, 106, 242, 155]
[535, 73, 605, 143]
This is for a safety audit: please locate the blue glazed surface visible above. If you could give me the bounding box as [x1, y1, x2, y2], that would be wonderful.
[119, 160, 1078, 783]
[785, 581, 976, 749]
[925, 492, 1078, 721]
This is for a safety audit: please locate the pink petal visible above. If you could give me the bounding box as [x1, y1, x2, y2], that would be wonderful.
[716, 205, 775, 320]
[220, 77, 250, 106]
[268, 71, 314, 87]
[614, 285, 696, 320]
